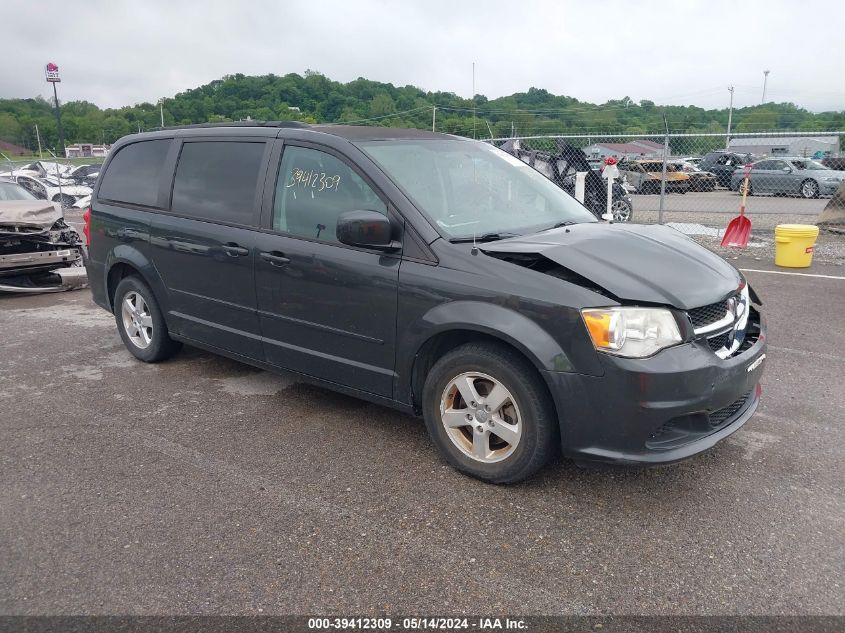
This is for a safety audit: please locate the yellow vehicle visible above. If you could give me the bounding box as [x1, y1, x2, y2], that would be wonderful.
[620, 160, 690, 194]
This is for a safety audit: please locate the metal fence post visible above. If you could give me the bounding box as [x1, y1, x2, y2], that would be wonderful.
[658, 131, 669, 225]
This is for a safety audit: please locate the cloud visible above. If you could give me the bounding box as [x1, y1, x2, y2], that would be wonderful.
[2, 0, 842, 112]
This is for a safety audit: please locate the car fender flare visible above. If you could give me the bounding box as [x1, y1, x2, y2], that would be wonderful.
[420, 301, 574, 372]
[104, 245, 171, 316]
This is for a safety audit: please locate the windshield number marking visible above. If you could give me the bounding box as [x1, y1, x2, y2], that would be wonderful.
[286, 168, 341, 193]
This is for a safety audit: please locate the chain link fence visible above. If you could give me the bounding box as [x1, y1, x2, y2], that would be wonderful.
[485, 131, 844, 233]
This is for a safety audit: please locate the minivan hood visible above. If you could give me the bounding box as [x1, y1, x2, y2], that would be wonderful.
[480, 223, 741, 310]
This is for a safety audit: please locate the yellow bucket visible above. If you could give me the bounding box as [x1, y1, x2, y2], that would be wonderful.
[774, 224, 819, 268]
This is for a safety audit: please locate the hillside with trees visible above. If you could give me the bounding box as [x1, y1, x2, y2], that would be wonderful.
[1, 70, 843, 153]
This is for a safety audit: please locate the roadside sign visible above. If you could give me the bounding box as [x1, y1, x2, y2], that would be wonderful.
[45, 63, 60, 83]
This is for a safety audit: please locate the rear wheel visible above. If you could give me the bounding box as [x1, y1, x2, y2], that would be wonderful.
[738, 180, 753, 196]
[422, 342, 557, 483]
[611, 198, 633, 222]
[801, 179, 819, 199]
[114, 276, 181, 362]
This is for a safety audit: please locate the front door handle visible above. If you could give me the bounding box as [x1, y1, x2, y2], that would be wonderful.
[260, 251, 291, 266]
[222, 243, 249, 257]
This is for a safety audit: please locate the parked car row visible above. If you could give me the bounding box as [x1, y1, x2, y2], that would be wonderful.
[0, 160, 101, 186]
[608, 150, 844, 199]
[0, 161, 101, 208]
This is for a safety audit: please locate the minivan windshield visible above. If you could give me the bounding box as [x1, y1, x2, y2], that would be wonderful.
[359, 139, 597, 240]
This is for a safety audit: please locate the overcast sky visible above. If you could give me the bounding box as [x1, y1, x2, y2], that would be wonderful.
[3, 0, 843, 114]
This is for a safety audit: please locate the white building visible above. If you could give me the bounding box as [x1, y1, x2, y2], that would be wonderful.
[65, 143, 111, 158]
[582, 140, 665, 160]
[727, 136, 839, 158]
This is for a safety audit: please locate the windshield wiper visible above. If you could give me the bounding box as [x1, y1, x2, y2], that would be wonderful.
[449, 232, 521, 243]
[540, 221, 578, 232]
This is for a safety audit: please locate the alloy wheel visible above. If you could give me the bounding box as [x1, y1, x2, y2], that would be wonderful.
[121, 291, 154, 349]
[439, 372, 522, 463]
[801, 180, 818, 199]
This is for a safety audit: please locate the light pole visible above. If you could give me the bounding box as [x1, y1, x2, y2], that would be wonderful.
[45, 63, 65, 157]
[159, 99, 165, 128]
[762, 70, 770, 104]
[726, 85, 735, 150]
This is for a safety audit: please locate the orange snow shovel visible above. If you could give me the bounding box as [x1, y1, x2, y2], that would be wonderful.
[721, 163, 753, 248]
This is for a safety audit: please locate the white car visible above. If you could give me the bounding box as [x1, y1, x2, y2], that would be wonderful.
[13, 174, 93, 208]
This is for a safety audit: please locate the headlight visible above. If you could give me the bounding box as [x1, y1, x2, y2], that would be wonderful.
[581, 307, 682, 358]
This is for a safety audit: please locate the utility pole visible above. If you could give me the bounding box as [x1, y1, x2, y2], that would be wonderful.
[160, 100, 165, 127]
[762, 70, 770, 104]
[726, 85, 735, 150]
[432, 105, 436, 132]
[472, 62, 476, 140]
[35, 124, 43, 158]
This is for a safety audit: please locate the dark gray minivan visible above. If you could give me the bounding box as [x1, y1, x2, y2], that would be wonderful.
[85, 122, 766, 483]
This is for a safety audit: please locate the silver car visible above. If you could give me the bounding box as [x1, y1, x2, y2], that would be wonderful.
[731, 156, 845, 198]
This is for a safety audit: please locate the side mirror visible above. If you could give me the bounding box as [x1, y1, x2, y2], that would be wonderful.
[337, 210, 399, 251]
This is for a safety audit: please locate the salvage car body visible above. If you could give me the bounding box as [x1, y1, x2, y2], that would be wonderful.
[619, 160, 690, 194]
[499, 139, 634, 222]
[0, 179, 87, 292]
[12, 174, 93, 208]
[669, 160, 717, 192]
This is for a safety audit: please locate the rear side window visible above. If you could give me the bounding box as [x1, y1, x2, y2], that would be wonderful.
[99, 140, 170, 207]
[171, 141, 265, 225]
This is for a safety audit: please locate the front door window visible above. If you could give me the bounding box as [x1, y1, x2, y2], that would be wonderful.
[273, 146, 386, 243]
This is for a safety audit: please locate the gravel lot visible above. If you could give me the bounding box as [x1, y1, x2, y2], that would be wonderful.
[1, 255, 843, 616]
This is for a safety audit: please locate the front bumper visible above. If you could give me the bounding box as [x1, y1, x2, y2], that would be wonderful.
[543, 315, 767, 464]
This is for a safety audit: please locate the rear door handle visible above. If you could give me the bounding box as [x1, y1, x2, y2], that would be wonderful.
[260, 251, 291, 266]
[222, 243, 249, 257]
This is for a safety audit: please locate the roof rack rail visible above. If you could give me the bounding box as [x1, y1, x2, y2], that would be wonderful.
[149, 121, 310, 132]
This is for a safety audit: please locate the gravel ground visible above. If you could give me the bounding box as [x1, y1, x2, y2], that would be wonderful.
[1, 255, 843, 616]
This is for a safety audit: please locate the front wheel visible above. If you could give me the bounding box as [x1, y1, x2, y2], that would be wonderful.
[738, 180, 753, 196]
[801, 179, 819, 199]
[422, 342, 558, 483]
[114, 276, 182, 362]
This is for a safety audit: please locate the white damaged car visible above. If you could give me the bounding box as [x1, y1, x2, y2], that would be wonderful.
[0, 178, 87, 293]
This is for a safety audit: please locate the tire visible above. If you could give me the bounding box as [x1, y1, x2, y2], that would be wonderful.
[801, 179, 819, 199]
[738, 180, 753, 196]
[421, 342, 558, 484]
[611, 198, 633, 222]
[113, 276, 181, 362]
[52, 193, 75, 208]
